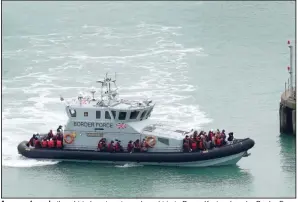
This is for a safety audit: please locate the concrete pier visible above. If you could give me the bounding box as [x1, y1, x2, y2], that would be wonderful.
[279, 40, 296, 135]
[279, 89, 296, 135]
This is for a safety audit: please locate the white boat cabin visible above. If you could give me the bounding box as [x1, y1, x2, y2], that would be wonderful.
[60, 74, 184, 152]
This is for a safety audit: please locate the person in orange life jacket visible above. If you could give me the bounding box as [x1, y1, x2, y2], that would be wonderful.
[107, 141, 115, 152]
[56, 132, 63, 141]
[127, 140, 134, 153]
[133, 139, 141, 152]
[221, 129, 227, 145]
[215, 134, 222, 147]
[56, 139, 63, 149]
[41, 138, 48, 148]
[52, 134, 57, 147]
[34, 138, 41, 148]
[48, 138, 55, 148]
[141, 139, 149, 152]
[115, 140, 124, 152]
[190, 139, 197, 152]
[198, 135, 208, 151]
[102, 138, 107, 152]
[97, 138, 105, 151]
[193, 130, 198, 140]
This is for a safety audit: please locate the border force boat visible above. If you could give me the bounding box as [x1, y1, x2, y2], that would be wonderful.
[17, 73, 255, 167]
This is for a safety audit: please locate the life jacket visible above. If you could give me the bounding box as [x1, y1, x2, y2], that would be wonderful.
[56, 140, 62, 148]
[134, 142, 140, 149]
[115, 143, 120, 152]
[108, 143, 114, 152]
[41, 140, 48, 148]
[198, 141, 204, 150]
[98, 142, 103, 150]
[215, 138, 222, 146]
[141, 141, 149, 148]
[48, 140, 54, 148]
[34, 140, 41, 148]
[127, 143, 133, 152]
[191, 141, 197, 150]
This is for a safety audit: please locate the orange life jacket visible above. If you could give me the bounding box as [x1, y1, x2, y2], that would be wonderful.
[56, 140, 62, 148]
[216, 138, 222, 146]
[134, 142, 140, 148]
[48, 140, 54, 148]
[191, 142, 197, 150]
[198, 141, 204, 150]
[34, 140, 40, 147]
[41, 140, 48, 148]
[98, 142, 103, 149]
[108, 143, 114, 152]
[115, 143, 120, 151]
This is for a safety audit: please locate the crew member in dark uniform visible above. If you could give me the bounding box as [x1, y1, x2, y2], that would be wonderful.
[57, 125, 63, 133]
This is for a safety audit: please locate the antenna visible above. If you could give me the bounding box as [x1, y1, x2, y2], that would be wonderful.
[90, 87, 96, 101]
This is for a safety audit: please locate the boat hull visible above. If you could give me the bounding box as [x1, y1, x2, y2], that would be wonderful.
[17, 138, 254, 167]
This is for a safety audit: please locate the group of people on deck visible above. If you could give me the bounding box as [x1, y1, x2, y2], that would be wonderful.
[182, 129, 234, 152]
[28, 125, 64, 149]
[97, 138, 150, 153]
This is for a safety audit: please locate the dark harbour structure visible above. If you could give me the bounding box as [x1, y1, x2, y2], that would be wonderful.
[279, 40, 296, 135]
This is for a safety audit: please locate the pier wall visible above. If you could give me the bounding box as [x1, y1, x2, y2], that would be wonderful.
[279, 89, 296, 135]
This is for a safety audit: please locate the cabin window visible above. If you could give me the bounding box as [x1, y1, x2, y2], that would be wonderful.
[140, 110, 147, 120]
[105, 111, 111, 119]
[119, 112, 127, 120]
[158, 137, 169, 146]
[69, 109, 76, 117]
[111, 111, 116, 119]
[84, 112, 88, 117]
[146, 108, 153, 119]
[96, 111, 101, 119]
[130, 111, 139, 119]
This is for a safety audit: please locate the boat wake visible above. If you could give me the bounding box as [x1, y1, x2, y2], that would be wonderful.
[114, 163, 143, 168]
